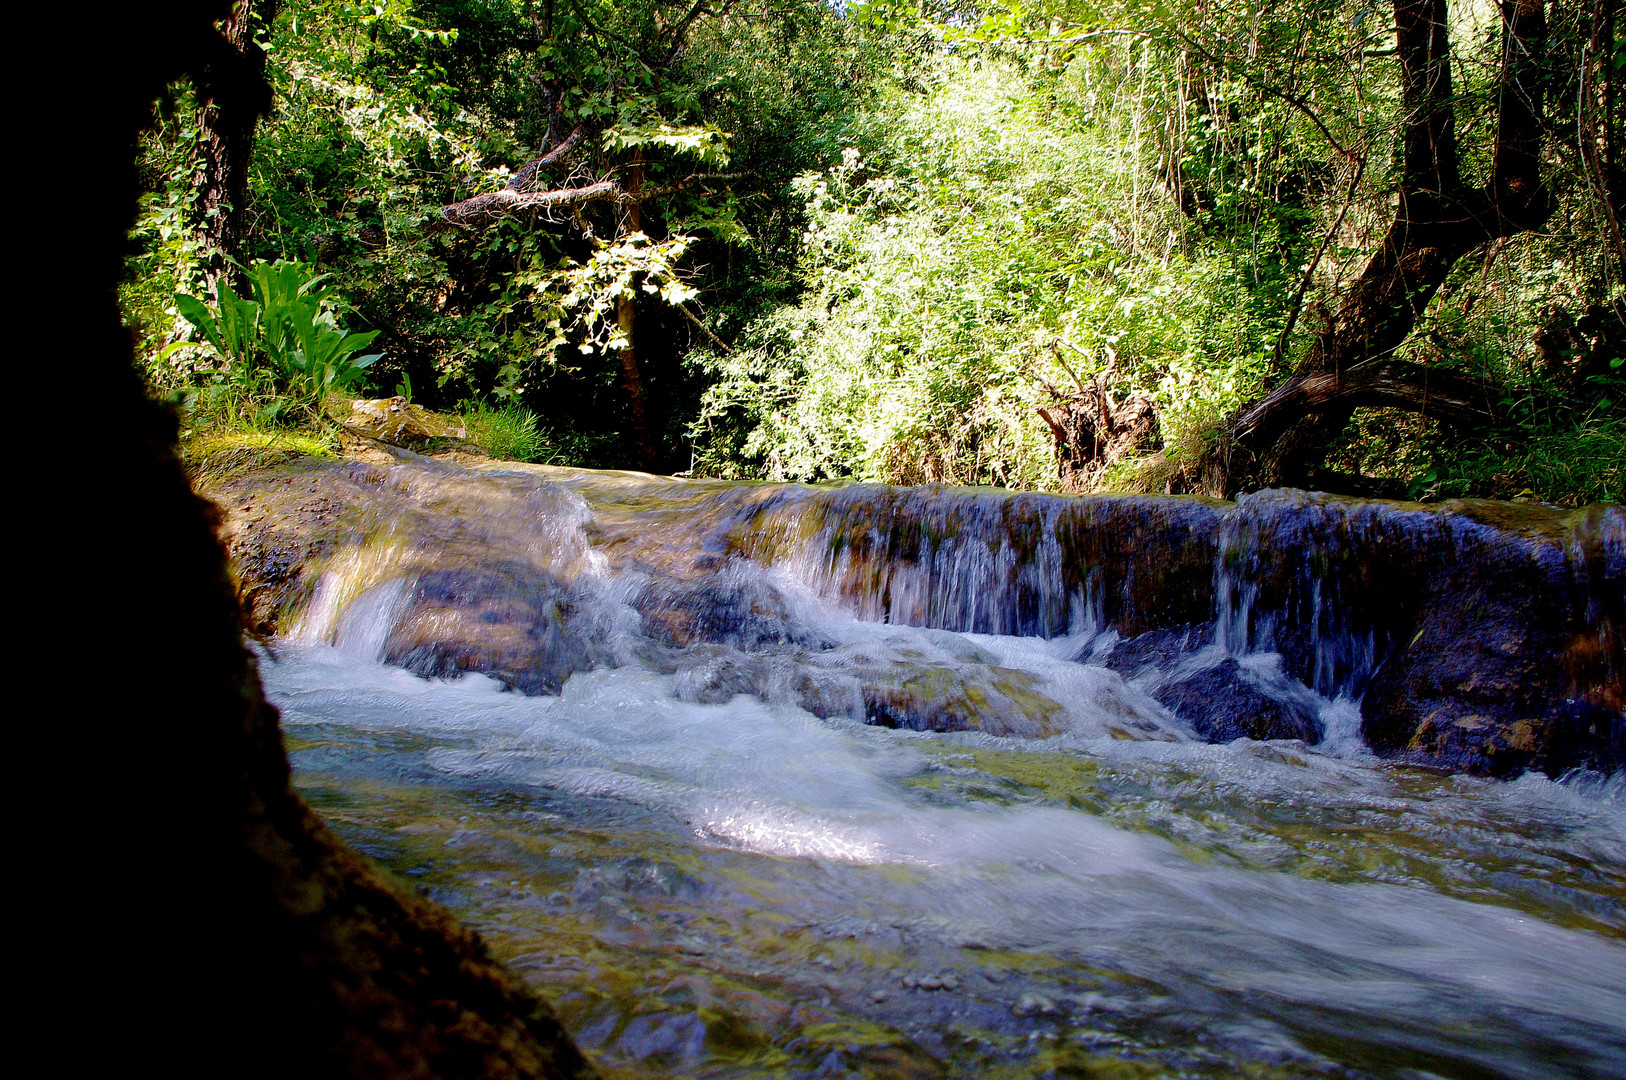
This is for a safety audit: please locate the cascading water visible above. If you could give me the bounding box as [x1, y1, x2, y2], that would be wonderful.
[219, 456, 1624, 1079]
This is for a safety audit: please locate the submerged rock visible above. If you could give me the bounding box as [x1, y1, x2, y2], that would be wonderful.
[635, 570, 822, 651]
[1099, 626, 1321, 744]
[858, 662, 1066, 738]
[668, 645, 864, 719]
[1155, 657, 1323, 744]
[1098, 623, 1214, 679]
[1100, 628, 1322, 744]
[385, 565, 598, 695]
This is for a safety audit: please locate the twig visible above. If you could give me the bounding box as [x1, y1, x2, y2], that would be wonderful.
[677, 302, 732, 353]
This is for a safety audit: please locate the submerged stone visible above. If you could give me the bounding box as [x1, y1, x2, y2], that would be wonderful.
[1154, 658, 1323, 744]
[385, 565, 598, 695]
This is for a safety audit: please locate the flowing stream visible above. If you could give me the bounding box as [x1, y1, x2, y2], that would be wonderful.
[251, 461, 1625, 1079]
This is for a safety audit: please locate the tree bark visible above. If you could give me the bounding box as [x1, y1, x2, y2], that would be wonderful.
[1208, 0, 1554, 495]
[192, 0, 278, 298]
[617, 148, 657, 468]
[52, 3, 599, 1074]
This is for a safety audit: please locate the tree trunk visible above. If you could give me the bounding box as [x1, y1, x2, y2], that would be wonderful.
[1207, 0, 1554, 495]
[193, 0, 278, 298]
[617, 148, 657, 468]
[54, 3, 599, 1074]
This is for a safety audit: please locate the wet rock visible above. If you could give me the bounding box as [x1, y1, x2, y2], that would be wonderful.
[670, 647, 865, 719]
[1360, 505, 1626, 776]
[858, 663, 1066, 737]
[1011, 993, 1059, 1017]
[385, 564, 597, 694]
[729, 486, 1224, 637]
[614, 1012, 707, 1065]
[1156, 658, 1323, 743]
[671, 646, 769, 705]
[203, 460, 389, 634]
[788, 666, 867, 720]
[1099, 624, 1214, 679]
[636, 570, 824, 651]
[341, 396, 466, 446]
[209, 456, 1625, 777]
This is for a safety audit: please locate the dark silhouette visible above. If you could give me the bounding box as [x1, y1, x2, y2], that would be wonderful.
[43, 3, 596, 1075]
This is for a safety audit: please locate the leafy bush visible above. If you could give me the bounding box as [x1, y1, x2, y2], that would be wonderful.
[690, 58, 1289, 488]
[175, 260, 381, 401]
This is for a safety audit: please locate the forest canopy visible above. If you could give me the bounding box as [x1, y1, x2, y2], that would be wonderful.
[124, 0, 1623, 504]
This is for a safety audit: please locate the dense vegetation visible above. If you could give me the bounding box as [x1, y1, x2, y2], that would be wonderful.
[124, 0, 1623, 504]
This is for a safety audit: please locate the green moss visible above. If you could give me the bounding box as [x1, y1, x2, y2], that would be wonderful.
[183, 428, 338, 483]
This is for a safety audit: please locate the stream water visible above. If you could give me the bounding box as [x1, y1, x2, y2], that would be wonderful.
[255, 462, 1625, 1079]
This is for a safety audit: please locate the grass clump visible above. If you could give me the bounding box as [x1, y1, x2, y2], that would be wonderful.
[462, 404, 547, 463]
[1419, 417, 1626, 506]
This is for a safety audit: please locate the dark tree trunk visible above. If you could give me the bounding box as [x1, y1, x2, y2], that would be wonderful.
[1208, 0, 1554, 495]
[617, 149, 657, 469]
[193, 0, 278, 298]
[45, 3, 598, 1075]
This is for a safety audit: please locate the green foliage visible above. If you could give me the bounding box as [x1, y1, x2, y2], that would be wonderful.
[461, 403, 546, 463]
[135, 0, 885, 468]
[176, 260, 381, 400]
[691, 55, 1289, 487]
[121, 0, 1621, 503]
[1423, 419, 1626, 507]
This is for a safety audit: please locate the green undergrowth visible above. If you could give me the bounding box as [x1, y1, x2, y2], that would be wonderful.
[175, 386, 567, 477]
[1422, 417, 1626, 506]
[178, 395, 343, 483]
[1326, 407, 1624, 506]
[460, 403, 550, 463]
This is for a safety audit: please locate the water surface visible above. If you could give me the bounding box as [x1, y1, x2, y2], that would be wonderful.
[267, 640, 1625, 1080]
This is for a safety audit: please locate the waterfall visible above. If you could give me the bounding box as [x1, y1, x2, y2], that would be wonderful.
[216, 457, 1624, 776]
[211, 456, 1626, 1078]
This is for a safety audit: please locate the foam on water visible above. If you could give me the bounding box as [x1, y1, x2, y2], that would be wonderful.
[248, 461, 1626, 1076]
[265, 641, 1626, 1076]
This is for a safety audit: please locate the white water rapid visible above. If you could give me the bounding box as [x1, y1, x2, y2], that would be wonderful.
[261, 503, 1626, 1079]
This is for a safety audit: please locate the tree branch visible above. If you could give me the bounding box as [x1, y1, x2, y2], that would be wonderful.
[1172, 29, 1357, 159]
[1272, 157, 1366, 368]
[506, 124, 586, 193]
[440, 172, 747, 227]
[441, 180, 620, 225]
[677, 302, 732, 353]
[1231, 357, 1501, 447]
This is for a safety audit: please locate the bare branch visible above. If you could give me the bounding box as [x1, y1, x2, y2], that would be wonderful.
[1172, 29, 1359, 160]
[677, 302, 732, 353]
[1272, 156, 1366, 368]
[507, 125, 586, 193]
[440, 172, 747, 227]
[441, 181, 621, 225]
[637, 171, 748, 200]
